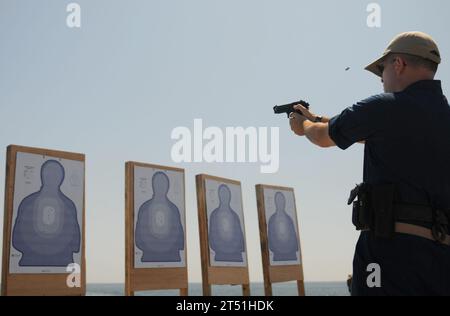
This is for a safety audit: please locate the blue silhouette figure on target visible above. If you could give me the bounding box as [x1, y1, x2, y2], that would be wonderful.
[12, 160, 81, 267]
[268, 192, 299, 261]
[135, 172, 184, 262]
[209, 184, 245, 262]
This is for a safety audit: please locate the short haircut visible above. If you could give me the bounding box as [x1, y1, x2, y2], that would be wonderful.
[393, 53, 438, 73]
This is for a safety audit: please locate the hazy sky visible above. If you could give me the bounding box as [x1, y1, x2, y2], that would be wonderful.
[1, 0, 449, 285]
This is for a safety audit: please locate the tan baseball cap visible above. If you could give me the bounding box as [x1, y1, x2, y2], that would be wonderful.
[365, 31, 441, 77]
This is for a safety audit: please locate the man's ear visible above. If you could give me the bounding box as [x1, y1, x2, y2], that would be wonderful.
[394, 57, 407, 75]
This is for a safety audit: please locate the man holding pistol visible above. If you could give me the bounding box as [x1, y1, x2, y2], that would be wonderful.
[289, 31, 450, 295]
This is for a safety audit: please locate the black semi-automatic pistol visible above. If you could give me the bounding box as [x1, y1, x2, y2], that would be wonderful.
[273, 100, 310, 118]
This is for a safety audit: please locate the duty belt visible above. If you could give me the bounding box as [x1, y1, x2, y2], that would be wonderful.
[394, 204, 450, 244]
[359, 204, 450, 245]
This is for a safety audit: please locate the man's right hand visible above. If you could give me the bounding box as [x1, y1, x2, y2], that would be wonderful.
[293, 104, 317, 121]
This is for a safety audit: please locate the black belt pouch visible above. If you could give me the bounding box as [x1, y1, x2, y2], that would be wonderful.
[371, 184, 395, 238]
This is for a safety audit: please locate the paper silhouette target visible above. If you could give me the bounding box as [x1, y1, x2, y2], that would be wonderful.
[134, 166, 186, 268]
[205, 179, 247, 267]
[263, 188, 301, 266]
[9, 152, 84, 274]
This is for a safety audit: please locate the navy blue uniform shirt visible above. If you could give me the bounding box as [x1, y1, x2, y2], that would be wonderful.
[328, 80, 450, 295]
[329, 80, 450, 210]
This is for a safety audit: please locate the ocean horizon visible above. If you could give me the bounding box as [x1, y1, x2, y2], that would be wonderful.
[86, 282, 350, 296]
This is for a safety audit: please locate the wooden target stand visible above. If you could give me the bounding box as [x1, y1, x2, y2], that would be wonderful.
[255, 184, 305, 296]
[1, 145, 86, 296]
[125, 162, 188, 296]
[196, 174, 250, 296]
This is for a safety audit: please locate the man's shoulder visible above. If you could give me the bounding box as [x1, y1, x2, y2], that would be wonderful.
[348, 93, 397, 114]
[360, 92, 397, 106]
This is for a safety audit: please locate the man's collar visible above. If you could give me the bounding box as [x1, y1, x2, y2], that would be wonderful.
[403, 80, 442, 94]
